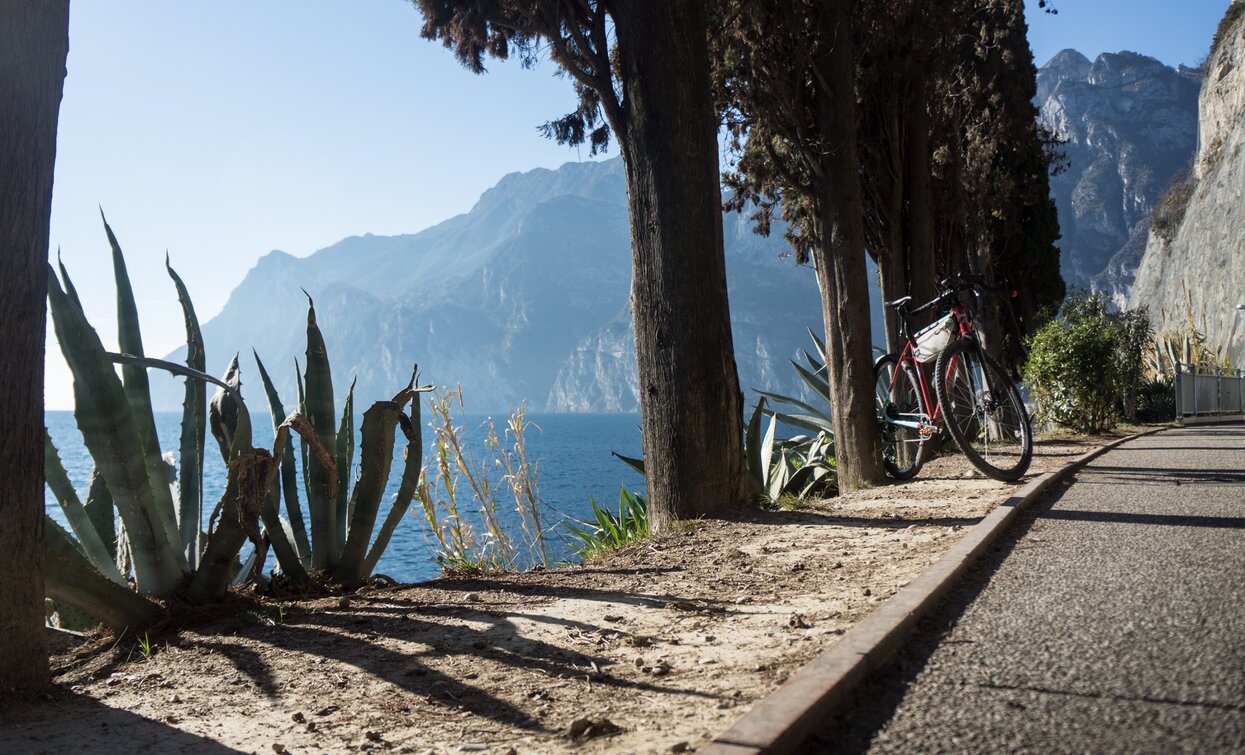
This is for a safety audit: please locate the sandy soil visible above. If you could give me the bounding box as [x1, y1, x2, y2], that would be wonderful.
[0, 433, 1129, 754]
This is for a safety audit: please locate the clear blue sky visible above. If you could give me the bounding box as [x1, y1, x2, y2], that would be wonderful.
[45, 0, 1232, 408]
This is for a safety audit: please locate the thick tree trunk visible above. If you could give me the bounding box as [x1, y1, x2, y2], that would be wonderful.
[610, 0, 753, 528]
[0, 0, 70, 693]
[814, 1, 886, 492]
[904, 74, 938, 313]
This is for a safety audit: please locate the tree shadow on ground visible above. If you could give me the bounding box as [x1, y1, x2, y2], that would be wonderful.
[208, 587, 726, 734]
[0, 692, 242, 754]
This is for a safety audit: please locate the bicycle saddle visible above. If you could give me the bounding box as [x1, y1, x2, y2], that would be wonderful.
[885, 295, 912, 308]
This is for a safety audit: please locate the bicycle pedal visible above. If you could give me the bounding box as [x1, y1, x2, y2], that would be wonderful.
[918, 425, 937, 437]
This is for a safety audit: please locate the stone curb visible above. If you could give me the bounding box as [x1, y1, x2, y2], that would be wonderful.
[700, 426, 1171, 755]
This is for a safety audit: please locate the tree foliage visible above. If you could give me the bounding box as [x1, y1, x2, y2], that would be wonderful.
[1025, 292, 1151, 433]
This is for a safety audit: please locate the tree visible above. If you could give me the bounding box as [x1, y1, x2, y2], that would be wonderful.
[717, 0, 886, 491]
[0, 0, 70, 692]
[411, 0, 753, 527]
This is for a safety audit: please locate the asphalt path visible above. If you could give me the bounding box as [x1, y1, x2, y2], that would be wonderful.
[812, 424, 1245, 753]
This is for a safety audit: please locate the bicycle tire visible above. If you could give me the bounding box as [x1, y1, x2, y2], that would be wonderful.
[933, 339, 1033, 481]
[874, 354, 929, 480]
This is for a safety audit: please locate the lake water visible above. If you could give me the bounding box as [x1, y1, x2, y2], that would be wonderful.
[45, 410, 644, 583]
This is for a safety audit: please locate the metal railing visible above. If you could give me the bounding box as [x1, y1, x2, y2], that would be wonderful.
[1175, 362, 1245, 422]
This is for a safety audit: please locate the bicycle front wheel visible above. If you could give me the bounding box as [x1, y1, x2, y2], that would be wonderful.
[874, 354, 929, 480]
[933, 340, 1032, 481]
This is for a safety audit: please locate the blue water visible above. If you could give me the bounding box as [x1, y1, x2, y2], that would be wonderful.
[45, 411, 644, 583]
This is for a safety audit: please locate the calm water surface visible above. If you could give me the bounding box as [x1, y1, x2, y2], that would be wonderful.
[45, 410, 644, 583]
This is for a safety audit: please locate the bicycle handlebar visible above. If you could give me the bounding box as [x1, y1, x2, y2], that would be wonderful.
[905, 275, 1015, 317]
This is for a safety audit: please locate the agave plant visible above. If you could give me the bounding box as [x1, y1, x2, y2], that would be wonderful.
[251, 296, 433, 589]
[44, 217, 428, 632]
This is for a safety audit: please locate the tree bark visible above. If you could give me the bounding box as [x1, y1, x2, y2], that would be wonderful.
[0, 0, 70, 693]
[904, 73, 938, 313]
[610, 0, 753, 528]
[814, 0, 886, 492]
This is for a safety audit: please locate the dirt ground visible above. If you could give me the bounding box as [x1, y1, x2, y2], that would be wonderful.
[0, 432, 1137, 755]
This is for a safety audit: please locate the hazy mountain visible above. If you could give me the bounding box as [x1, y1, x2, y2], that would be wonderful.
[156, 158, 883, 414]
[1035, 49, 1202, 303]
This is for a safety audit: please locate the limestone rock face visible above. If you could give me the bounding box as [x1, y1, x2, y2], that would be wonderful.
[1131, 11, 1245, 361]
[1036, 49, 1201, 304]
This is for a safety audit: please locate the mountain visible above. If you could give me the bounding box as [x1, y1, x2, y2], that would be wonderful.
[1130, 7, 1245, 359]
[1035, 49, 1202, 303]
[156, 158, 883, 414]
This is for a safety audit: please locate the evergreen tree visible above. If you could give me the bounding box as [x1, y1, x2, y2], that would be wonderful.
[0, 0, 70, 692]
[411, 0, 754, 526]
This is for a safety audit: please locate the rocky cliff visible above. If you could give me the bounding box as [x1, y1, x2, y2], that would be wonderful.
[1130, 6, 1245, 361]
[1036, 49, 1201, 303]
[156, 158, 882, 413]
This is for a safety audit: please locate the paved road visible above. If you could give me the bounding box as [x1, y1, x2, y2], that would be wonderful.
[813, 424, 1245, 753]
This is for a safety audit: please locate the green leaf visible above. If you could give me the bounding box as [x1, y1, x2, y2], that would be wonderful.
[301, 295, 339, 570]
[167, 255, 206, 567]
[104, 214, 186, 573]
[610, 450, 645, 476]
[84, 467, 116, 562]
[791, 360, 831, 402]
[44, 430, 127, 585]
[745, 397, 765, 489]
[335, 400, 400, 588]
[336, 376, 357, 555]
[44, 516, 163, 631]
[364, 374, 432, 577]
[47, 264, 185, 595]
[254, 351, 310, 565]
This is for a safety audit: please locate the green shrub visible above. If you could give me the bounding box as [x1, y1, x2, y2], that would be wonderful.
[563, 487, 649, 559]
[1024, 292, 1151, 433]
[1150, 166, 1197, 244]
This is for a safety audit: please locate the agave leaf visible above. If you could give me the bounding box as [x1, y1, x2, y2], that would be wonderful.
[364, 383, 432, 577]
[259, 471, 308, 583]
[103, 214, 186, 572]
[769, 411, 836, 435]
[47, 265, 185, 595]
[301, 295, 339, 570]
[767, 453, 789, 502]
[791, 360, 831, 401]
[610, 451, 645, 476]
[253, 352, 310, 564]
[85, 467, 117, 561]
[753, 389, 826, 418]
[336, 377, 357, 552]
[208, 356, 244, 462]
[56, 251, 85, 313]
[167, 256, 207, 567]
[806, 327, 827, 364]
[44, 516, 163, 631]
[44, 430, 127, 585]
[760, 412, 778, 488]
[745, 398, 766, 489]
[335, 400, 401, 587]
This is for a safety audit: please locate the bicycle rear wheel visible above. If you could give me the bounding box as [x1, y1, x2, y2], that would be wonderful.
[933, 339, 1032, 481]
[874, 354, 929, 480]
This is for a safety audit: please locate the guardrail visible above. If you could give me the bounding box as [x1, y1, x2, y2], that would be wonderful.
[1175, 362, 1245, 423]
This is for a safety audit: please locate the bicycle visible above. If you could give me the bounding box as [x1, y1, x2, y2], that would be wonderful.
[874, 274, 1033, 482]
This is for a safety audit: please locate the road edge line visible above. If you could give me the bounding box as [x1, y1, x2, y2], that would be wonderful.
[700, 426, 1170, 755]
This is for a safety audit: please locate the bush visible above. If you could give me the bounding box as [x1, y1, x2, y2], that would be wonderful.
[1024, 292, 1151, 433]
[1150, 166, 1197, 244]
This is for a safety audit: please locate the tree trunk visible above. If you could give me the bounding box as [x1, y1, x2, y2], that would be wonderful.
[610, 0, 753, 528]
[814, 1, 886, 492]
[904, 73, 938, 313]
[0, 0, 69, 693]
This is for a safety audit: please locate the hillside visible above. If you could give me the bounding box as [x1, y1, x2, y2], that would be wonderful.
[155, 158, 882, 413]
[1130, 5, 1245, 359]
[1035, 49, 1202, 303]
